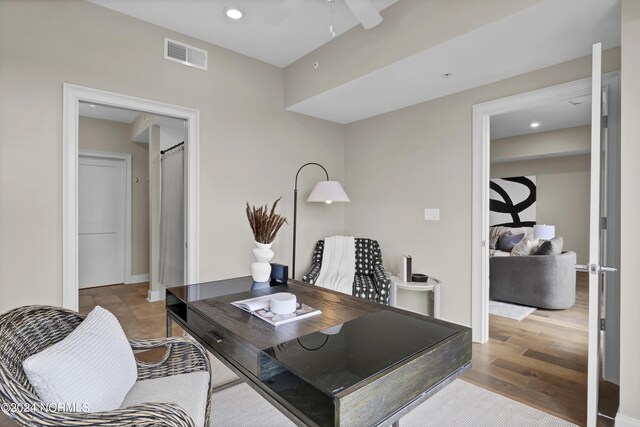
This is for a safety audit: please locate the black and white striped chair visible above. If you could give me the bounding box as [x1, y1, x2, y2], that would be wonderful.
[302, 238, 391, 305]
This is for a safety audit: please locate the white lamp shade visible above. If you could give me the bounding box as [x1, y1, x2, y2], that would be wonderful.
[307, 181, 350, 203]
[533, 224, 556, 240]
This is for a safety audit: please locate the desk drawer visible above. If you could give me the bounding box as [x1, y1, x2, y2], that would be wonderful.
[186, 308, 260, 376]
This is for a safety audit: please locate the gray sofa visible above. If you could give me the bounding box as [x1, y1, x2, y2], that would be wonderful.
[490, 251, 577, 309]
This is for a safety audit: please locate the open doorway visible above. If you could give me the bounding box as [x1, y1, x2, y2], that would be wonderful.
[62, 84, 200, 311]
[78, 102, 188, 338]
[76, 102, 187, 302]
[470, 72, 620, 425]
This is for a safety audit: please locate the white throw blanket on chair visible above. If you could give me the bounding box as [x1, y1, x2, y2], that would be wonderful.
[315, 235, 356, 295]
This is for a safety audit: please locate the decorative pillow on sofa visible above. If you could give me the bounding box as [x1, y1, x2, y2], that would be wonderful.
[497, 230, 525, 252]
[534, 236, 564, 255]
[511, 233, 539, 256]
[22, 306, 138, 413]
[489, 226, 509, 250]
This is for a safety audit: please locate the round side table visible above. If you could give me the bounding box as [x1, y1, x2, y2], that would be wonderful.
[390, 276, 441, 318]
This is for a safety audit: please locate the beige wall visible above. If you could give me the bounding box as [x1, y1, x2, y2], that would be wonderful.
[490, 127, 591, 264]
[78, 117, 150, 277]
[344, 48, 620, 326]
[0, 0, 345, 312]
[618, 1, 640, 424]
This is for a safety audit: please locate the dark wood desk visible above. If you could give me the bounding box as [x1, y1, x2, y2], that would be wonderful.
[166, 277, 471, 427]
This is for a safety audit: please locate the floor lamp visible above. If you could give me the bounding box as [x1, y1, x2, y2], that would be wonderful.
[292, 162, 350, 279]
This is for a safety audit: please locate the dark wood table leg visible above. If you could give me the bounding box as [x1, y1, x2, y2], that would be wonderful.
[392, 421, 400, 427]
[166, 315, 172, 337]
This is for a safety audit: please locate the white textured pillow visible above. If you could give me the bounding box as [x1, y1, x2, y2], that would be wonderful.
[511, 233, 539, 256]
[23, 306, 137, 413]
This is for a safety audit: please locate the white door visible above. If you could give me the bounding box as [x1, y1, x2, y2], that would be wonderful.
[78, 155, 126, 288]
[579, 43, 618, 427]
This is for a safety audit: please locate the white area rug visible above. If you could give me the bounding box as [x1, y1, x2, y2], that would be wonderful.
[489, 300, 536, 321]
[210, 379, 576, 427]
[208, 353, 239, 387]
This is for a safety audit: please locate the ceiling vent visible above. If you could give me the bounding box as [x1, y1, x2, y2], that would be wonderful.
[164, 37, 207, 71]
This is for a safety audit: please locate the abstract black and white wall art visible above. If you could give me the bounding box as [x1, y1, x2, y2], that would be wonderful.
[490, 176, 536, 227]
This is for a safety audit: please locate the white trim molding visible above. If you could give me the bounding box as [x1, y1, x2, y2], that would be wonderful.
[616, 413, 640, 427]
[127, 274, 150, 284]
[471, 72, 620, 343]
[63, 84, 200, 311]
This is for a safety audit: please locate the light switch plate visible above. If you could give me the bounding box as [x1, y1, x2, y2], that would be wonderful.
[424, 208, 440, 221]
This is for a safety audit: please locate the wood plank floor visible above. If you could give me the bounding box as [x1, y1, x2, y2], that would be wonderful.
[462, 272, 619, 426]
[1, 275, 618, 426]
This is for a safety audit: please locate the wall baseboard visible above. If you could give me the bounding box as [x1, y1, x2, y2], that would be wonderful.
[617, 413, 640, 427]
[127, 274, 149, 284]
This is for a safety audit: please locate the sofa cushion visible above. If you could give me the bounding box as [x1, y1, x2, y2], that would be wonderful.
[535, 236, 564, 255]
[121, 371, 209, 427]
[22, 306, 137, 413]
[493, 250, 511, 257]
[497, 231, 524, 252]
[511, 234, 539, 256]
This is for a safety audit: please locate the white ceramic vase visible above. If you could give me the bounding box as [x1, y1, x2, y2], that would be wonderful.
[251, 241, 274, 282]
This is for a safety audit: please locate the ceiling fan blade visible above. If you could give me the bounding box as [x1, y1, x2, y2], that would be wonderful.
[344, 0, 383, 29]
[263, 0, 306, 26]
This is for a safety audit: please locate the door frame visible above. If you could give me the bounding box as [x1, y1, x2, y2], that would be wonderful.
[63, 84, 200, 310]
[471, 71, 620, 344]
[78, 150, 132, 287]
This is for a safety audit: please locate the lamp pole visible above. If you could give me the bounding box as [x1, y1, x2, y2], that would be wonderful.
[293, 163, 329, 279]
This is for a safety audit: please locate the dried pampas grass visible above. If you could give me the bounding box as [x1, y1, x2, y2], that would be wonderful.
[246, 197, 288, 244]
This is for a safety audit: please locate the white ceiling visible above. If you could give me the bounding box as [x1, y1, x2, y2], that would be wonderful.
[86, 0, 619, 125]
[491, 95, 592, 140]
[79, 102, 140, 123]
[88, 0, 398, 67]
[287, 0, 620, 124]
[79, 102, 186, 127]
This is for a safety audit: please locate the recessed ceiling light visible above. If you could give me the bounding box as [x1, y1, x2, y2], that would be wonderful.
[530, 122, 541, 128]
[89, 104, 97, 108]
[225, 7, 243, 20]
[443, 73, 453, 78]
